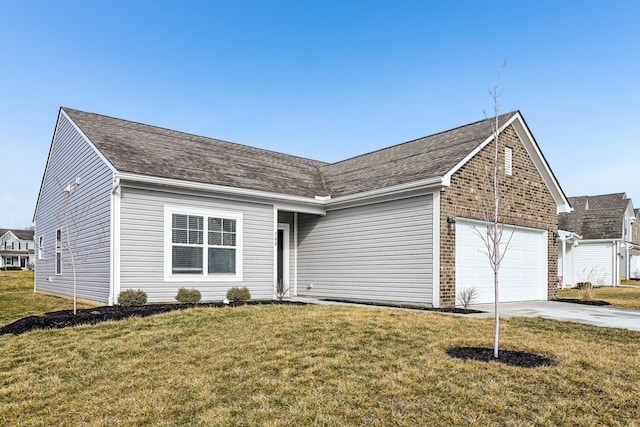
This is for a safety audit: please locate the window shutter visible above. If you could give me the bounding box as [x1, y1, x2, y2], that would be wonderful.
[505, 147, 513, 176]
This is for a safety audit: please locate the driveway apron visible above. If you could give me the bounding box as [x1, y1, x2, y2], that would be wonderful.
[468, 301, 640, 332]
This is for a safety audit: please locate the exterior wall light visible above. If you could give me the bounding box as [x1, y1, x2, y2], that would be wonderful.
[447, 217, 456, 233]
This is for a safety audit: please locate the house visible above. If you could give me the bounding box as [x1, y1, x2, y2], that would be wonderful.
[33, 107, 570, 307]
[558, 193, 639, 286]
[0, 228, 35, 270]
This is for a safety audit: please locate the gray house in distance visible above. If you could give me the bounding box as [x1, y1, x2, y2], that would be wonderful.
[34, 108, 570, 307]
[558, 193, 638, 286]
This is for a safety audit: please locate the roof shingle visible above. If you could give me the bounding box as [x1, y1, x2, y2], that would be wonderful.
[63, 108, 517, 199]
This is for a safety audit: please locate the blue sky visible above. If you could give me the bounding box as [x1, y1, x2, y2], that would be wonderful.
[1, 0, 639, 228]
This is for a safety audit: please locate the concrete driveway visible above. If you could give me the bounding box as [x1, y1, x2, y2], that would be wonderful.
[468, 300, 640, 332]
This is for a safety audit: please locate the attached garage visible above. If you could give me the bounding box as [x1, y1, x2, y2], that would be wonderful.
[455, 218, 548, 304]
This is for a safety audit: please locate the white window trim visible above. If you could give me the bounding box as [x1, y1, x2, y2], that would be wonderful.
[55, 229, 62, 275]
[38, 236, 43, 260]
[164, 205, 243, 282]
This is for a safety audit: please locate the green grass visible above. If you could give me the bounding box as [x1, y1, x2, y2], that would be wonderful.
[0, 271, 96, 325]
[2, 273, 640, 425]
[557, 286, 640, 310]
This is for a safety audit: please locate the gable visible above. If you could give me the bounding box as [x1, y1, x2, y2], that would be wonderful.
[444, 112, 570, 214]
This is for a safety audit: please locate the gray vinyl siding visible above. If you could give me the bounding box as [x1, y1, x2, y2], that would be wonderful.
[119, 187, 274, 302]
[297, 194, 434, 303]
[34, 113, 113, 302]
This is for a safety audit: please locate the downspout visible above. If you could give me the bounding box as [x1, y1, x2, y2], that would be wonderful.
[109, 176, 121, 305]
[294, 212, 298, 297]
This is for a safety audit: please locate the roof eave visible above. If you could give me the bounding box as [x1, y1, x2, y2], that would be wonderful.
[325, 176, 447, 211]
[116, 172, 328, 215]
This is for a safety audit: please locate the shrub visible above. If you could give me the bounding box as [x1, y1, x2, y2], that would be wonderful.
[176, 288, 202, 303]
[226, 286, 251, 302]
[456, 287, 479, 308]
[577, 282, 594, 300]
[118, 289, 147, 306]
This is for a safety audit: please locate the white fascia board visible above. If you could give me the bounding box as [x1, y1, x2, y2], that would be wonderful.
[578, 238, 622, 244]
[33, 109, 119, 222]
[509, 114, 571, 214]
[116, 172, 327, 215]
[325, 176, 446, 211]
[443, 114, 516, 185]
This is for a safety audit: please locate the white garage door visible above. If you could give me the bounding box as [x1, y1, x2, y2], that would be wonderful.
[455, 218, 548, 304]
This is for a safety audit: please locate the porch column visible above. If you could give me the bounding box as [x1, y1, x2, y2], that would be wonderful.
[561, 239, 566, 289]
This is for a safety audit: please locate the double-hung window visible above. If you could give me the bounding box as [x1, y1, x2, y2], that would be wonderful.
[165, 206, 242, 281]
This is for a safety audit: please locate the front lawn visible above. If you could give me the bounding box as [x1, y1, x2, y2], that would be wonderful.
[1, 303, 640, 425]
[0, 271, 96, 325]
[557, 286, 640, 310]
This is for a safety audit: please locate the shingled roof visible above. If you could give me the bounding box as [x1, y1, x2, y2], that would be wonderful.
[0, 229, 34, 241]
[63, 108, 517, 199]
[559, 193, 630, 239]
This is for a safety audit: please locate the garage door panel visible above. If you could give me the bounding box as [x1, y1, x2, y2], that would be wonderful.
[455, 219, 547, 304]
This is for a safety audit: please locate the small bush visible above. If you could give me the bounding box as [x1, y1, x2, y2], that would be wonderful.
[576, 282, 592, 290]
[118, 289, 147, 306]
[577, 282, 594, 300]
[226, 286, 251, 302]
[456, 287, 479, 308]
[176, 288, 202, 303]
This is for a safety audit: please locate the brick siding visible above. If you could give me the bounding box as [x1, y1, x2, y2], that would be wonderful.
[439, 125, 559, 307]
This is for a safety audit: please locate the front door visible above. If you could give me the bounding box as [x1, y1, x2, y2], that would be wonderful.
[277, 224, 290, 297]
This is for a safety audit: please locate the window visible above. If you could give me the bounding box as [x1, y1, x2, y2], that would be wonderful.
[505, 146, 513, 176]
[38, 236, 43, 260]
[165, 206, 242, 281]
[55, 229, 61, 275]
[6, 257, 13, 266]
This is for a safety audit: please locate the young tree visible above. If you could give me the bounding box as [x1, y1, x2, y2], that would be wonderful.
[56, 178, 105, 314]
[473, 64, 515, 358]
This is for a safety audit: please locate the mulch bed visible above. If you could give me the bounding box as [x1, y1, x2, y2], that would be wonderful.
[319, 298, 484, 314]
[552, 298, 611, 306]
[446, 346, 556, 368]
[0, 300, 306, 336]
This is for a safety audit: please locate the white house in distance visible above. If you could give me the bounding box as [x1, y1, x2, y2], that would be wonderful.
[558, 193, 638, 287]
[0, 228, 35, 270]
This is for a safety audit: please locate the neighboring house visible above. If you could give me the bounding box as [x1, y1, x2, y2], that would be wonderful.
[0, 228, 35, 270]
[558, 193, 638, 286]
[630, 209, 640, 279]
[33, 107, 570, 307]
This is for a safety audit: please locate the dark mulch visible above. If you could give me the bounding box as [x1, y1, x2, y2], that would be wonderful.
[553, 298, 611, 306]
[0, 300, 306, 336]
[446, 346, 556, 368]
[319, 298, 484, 314]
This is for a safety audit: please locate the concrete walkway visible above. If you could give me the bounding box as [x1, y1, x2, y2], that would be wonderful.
[467, 300, 640, 332]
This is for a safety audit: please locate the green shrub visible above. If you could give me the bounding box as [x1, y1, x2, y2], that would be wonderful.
[176, 288, 202, 303]
[118, 289, 147, 306]
[226, 286, 251, 302]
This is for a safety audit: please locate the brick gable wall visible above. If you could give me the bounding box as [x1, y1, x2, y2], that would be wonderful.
[439, 125, 559, 307]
